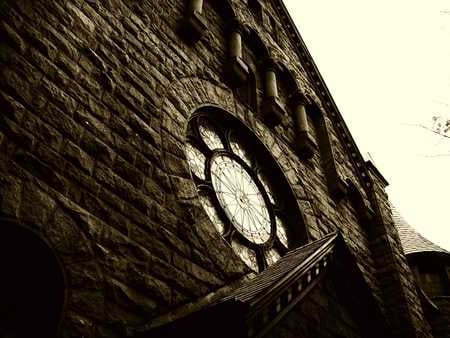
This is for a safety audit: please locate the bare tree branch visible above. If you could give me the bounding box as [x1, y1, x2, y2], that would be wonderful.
[402, 123, 450, 139]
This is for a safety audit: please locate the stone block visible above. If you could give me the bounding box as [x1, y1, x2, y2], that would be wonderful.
[63, 140, 95, 175]
[45, 102, 84, 142]
[0, 175, 22, 217]
[19, 183, 56, 226]
[80, 130, 115, 165]
[0, 21, 26, 54]
[1, 116, 34, 149]
[113, 156, 144, 189]
[0, 91, 26, 123]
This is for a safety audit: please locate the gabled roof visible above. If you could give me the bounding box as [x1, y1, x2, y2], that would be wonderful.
[131, 232, 389, 337]
[391, 205, 449, 256]
[218, 232, 337, 307]
[215, 232, 338, 337]
[130, 234, 338, 337]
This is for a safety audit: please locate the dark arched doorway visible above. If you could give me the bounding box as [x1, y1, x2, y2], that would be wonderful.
[0, 218, 65, 338]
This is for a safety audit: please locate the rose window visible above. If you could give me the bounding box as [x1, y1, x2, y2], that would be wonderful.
[185, 112, 306, 272]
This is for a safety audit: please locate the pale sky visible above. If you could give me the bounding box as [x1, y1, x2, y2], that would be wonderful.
[284, 0, 450, 250]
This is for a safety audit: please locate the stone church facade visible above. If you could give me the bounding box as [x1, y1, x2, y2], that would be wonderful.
[0, 0, 447, 337]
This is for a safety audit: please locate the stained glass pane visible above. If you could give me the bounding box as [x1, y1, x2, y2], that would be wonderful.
[276, 216, 289, 249]
[199, 124, 224, 150]
[199, 195, 225, 234]
[258, 173, 275, 204]
[265, 248, 281, 266]
[230, 140, 251, 166]
[232, 239, 259, 272]
[211, 154, 271, 244]
[185, 143, 206, 179]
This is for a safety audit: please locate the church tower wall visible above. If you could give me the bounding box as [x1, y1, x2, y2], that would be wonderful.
[0, 1, 432, 337]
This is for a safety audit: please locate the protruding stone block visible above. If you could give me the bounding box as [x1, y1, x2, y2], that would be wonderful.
[260, 96, 285, 128]
[291, 93, 317, 158]
[225, 56, 249, 87]
[225, 19, 248, 87]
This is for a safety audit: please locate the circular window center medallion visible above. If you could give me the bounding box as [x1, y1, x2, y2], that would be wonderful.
[210, 154, 271, 244]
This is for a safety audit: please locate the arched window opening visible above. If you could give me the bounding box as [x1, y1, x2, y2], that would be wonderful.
[235, 68, 258, 112]
[235, 41, 262, 112]
[0, 218, 65, 338]
[273, 65, 292, 115]
[184, 107, 308, 272]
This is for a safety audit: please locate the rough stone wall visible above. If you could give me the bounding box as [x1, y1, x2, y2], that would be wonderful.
[0, 1, 247, 336]
[0, 0, 430, 337]
[368, 171, 433, 337]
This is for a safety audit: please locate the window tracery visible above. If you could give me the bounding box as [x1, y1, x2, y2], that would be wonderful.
[185, 110, 306, 272]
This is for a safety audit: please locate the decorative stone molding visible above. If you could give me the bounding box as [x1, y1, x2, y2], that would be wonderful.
[179, 0, 207, 43]
[260, 58, 286, 127]
[291, 90, 316, 159]
[225, 19, 249, 87]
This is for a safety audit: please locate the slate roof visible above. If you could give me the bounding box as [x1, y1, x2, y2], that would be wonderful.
[218, 232, 337, 306]
[392, 205, 449, 255]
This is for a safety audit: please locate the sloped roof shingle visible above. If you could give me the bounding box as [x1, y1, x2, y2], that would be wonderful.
[391, 204, 449, 255]
[218, 232, 337, 306]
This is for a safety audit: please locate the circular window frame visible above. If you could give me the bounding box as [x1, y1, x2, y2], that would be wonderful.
[185, 107, 308, 271]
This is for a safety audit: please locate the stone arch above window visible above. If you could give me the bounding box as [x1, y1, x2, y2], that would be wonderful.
[0, 217, 66, 338]
[235, 64, 259, 112]
[184, 106, 308, 272]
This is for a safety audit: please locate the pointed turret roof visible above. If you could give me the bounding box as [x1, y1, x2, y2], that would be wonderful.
[391, 205, 449, 256]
